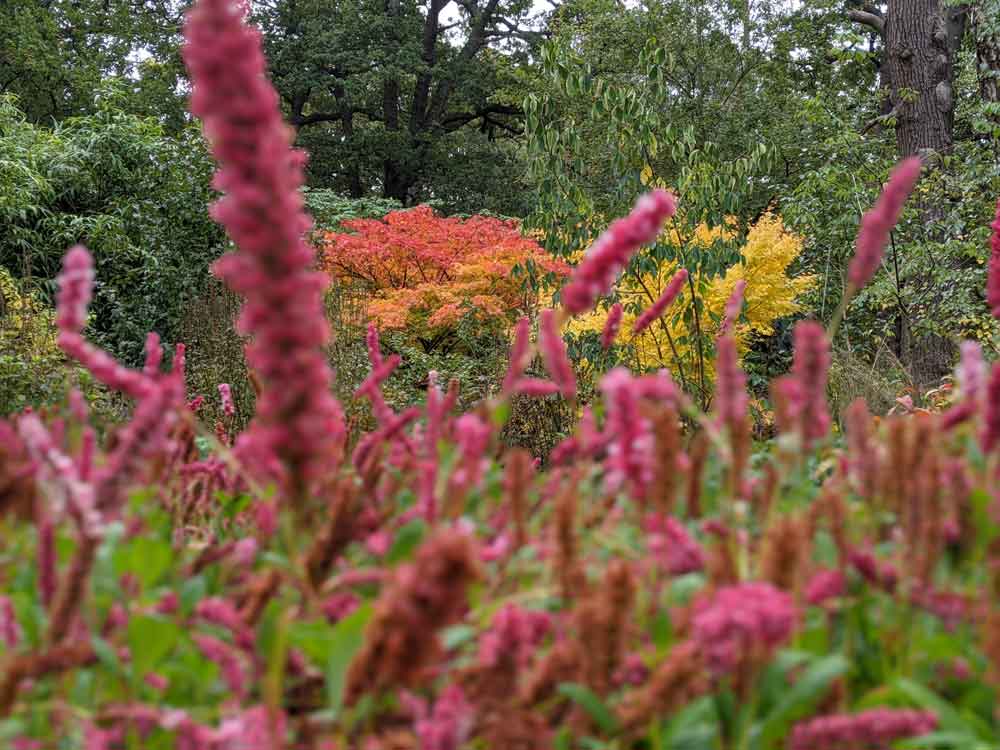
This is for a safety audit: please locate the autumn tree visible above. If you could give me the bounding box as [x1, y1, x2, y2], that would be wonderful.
[319, 205, 567, 347]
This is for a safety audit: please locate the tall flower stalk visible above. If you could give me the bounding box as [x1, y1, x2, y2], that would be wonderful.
[182, 0, 346, 504]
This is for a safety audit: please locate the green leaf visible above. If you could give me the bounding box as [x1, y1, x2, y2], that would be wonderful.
[386, 519, 426, 564]
[128, 615, 179, 680]
[751, 654, 849, 750]
[113, 537, 172, 589]
[557, 683, 620, 735]
[892, 678, 985, 741]
[326, 602, 374, 716]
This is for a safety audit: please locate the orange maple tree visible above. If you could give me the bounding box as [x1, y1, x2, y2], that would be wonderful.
[319, 205, 568, 332]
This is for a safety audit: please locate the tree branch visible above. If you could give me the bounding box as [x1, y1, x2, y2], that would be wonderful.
[848, 9, 884, 35]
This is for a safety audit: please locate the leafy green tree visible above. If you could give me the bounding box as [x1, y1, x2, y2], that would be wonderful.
[253, 0, 543, 211]
[0, 0, 189, 127]
[0, 91, 224, 364]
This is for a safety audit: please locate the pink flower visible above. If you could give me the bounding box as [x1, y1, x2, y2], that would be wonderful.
[942, 341, 987, 429]
[779, 320, 831, 447]
[691, 582, 797, 676]
[449, 414, 491, 490]
[366, 530, 392, 556]
[193, 634, 246, 698]
[561, 190, 677, 314]
[847, 157, 922, 291]
[502, 317, 532, 392]
[322, 592, 360, 624]
[0, 596, 20, 649]
[848, 547, 898, 592]
[217, 383, 235, 418]
[409, 685, 473, 750]
[183, 0, 345, 496]
[512, 378, 562, 397]
[539, 309, 576, 399]
[480, 533, 511, 562]
[614, 653, 650, 687]
[714, 335, 747, 430]
[232, 537, 258, 567]
[156, 591, 179, 615]
[600, 368, 654, 496]
[644, 514, 705, 575]
[478, 604, 551, 669]
[986, 198, 1000, 318]
[55, 245, 93, 333]
[144, 332, 163, 377]
[982, 362, 1000, 454]
[805, 568, 846, 606]
[789, 709, 936, 750]
[632, 268, 688, 335]
[601, 302, 624, 349]
[721, 280, 746, 335]
[145, 672, 169, 691]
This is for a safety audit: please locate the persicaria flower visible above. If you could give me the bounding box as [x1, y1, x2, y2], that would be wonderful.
[561, 190, 677, 314]
[788, 709, 936, 750]
[183, 0, 345, 498]
[942, 341, 987, 429]
[986, 198, 1000, 318]
[847, 157, 922, 291]
[981, 362, 1000, 454]
[478, 604, 552, 669]
[690, 582, 797, 676]
[407, 684, 473, 750]
[601, 302, 623, 349]
[805, 568, 846, 606]
[721, 279, 746, 334]
[632, 268, 688, 335]
[848, 547, 898, 592]
[780, 320, 831, 447]
[644, 514, 705, 575]
[0, 596, 20, 649]
[217, 383, 235, 418]
[539, 309, 576, 399]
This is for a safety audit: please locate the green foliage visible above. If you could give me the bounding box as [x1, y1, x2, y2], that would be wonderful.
[0, 92, 225, 365]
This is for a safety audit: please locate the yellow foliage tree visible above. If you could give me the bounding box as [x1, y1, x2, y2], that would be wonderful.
[569, 213, 815, 393]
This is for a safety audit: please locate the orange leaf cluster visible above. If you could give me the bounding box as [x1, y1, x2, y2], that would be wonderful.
[319, 206, 568, 331]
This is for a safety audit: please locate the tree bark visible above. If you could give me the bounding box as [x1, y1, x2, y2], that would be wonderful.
[852, 2, 969, 387]
[883, 0, 963, 159]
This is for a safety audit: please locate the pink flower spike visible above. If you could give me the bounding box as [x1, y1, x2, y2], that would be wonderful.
[789, 709, 936, 750]
[183, 0, 345, 495]
[502, 316, 532, 393]
[848, 156, 922, 291]
[805, 568, 846, 606]
[722, 279, 746, 335]
[982, 362, 1000, 454]
[988, 199, 1000, 319]
[632, 268, 688, 335]
[562, 190, 677, 314]
[143, 332, 163, 377]
[714, 335, 747, 430]
[513, 378, 562, 397]
[217, 383, 235, 417]
[0, 596, 21, 649]
[601, 302, 623, 349]
[539, 309, 576, 400]
[790, 320, 831, 446]
[55, 245, 94, 333]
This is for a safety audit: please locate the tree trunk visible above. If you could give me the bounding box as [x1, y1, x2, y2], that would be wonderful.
[883, 1, 961, 159]
[857, 2, 969, 388]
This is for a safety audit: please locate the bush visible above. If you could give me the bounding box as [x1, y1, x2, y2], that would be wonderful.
[0, 89, 225, 365]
